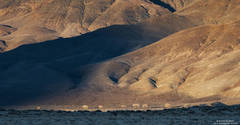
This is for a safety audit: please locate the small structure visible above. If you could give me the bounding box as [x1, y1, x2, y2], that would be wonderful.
[82, 105, 88, 110]
[98, 105, 103, 109]
[36, 106, 41, 110]
[64, 109, 75, 112]
[142, 104, 148, 108]
[120, 105, 127, 108]
[132, 104, 140, 108]
[164, 103, 171, 108]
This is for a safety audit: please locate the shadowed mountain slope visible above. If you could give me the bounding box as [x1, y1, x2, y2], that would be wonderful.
[0, 14, 195, 105]
[0, 0, 240, 107]
[114, 21, 240, 99]
[0, 0, 170, 51]
[48, 20, 240, 106]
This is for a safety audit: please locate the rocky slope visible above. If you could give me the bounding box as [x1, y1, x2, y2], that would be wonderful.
[115, 21, 240, 98]
[0, 0, 240, 108]
[0, 0, 170, 51]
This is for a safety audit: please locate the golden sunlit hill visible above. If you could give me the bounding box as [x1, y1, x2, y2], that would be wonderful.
[0, 0, 240, 109]
[0, 0, 171, 51]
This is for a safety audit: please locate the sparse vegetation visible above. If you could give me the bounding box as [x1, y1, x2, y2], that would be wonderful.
[1, 103, 240, 125]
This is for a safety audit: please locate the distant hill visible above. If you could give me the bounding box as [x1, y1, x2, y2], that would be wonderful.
[0, 0, 240, 107]
[0, 0, 170, 51]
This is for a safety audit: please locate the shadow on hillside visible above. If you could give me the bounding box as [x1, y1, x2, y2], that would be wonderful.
[0, 24, 161, 67]
[0, 13, 195, 106]
[149, 0, 176, 12]
[0, 24, 164, 106]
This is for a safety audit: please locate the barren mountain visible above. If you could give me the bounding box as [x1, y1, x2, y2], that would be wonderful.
[0, 0, 240, 108]
[116, 21, 240, 98]
[0, 0, 170, 51]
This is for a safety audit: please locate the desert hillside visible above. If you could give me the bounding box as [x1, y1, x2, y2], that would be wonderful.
[0, 0, 240, 108]
[0, 0, 171, 51]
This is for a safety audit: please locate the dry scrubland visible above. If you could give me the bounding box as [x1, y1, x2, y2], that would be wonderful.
[0, 103, 240, 125]
[0, 0, 240, 109]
